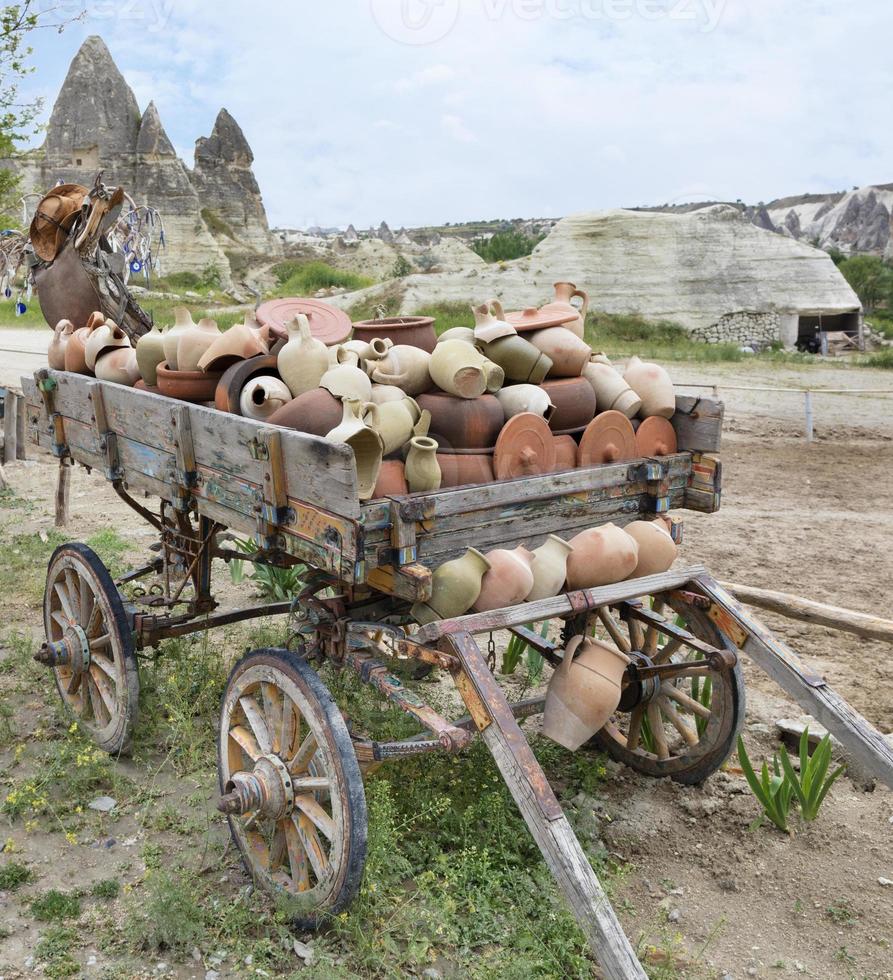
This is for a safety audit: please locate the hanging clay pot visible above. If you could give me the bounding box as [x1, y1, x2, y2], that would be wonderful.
[405, 436, 442, 492]
[94, 347, 140, 387]
[472, 300, 516, 344]
[215, 355, 281, 414]
[85, 321, 129, 371]
[551, 435, 578, 472]
[496, 384, 555, 422]
[239, 377, 294, 421]
[162, 307, 195, 371]
[624, 356, 675, 419]
[417, 392, 504, 451]
[177, 317, 221, 373]
[411, 548, 492, 625]
[437, 327, 476, 345]
[581, 360, 641, 418]
[540, 378, 597, 433]
[199, 314, 270, 373]
[623, 520, 678, 579]
[565, 523, 639, 590]
[326, 398, 384, 501]
[576, 412, 637, 467]
[274, 313, 329, 397]
[267, 387, 344, 436]
[477, 333, 553, 384]
[370, 344, 432, 396]
[429, 340, 504, 399]
[320, 362, 373, 402]
[135, 326, 167, 387]
[372, 396, 421, 456]
[540, 282, 589, 339]
[370, 383, 408, 405]
[64, 326, 93, 375]
[473, 546, 536, 612]
[527, 327, 591, 378]
[156, 362, 222, 403]
[351, 316, 436, 353]
[527, 535, 574, 602]
[437, 452, 495, 488]
[48, 319, 75, 370]
[373, 460, 409, 498]
[635, 417, 677, 457]
[542, 636, 629, 751]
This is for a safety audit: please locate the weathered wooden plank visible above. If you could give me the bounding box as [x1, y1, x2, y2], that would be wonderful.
[2, 389, 17, 464]
[672, 395, 723, 453]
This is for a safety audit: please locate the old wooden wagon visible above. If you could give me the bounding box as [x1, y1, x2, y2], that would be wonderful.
[22, 368, 893, 978]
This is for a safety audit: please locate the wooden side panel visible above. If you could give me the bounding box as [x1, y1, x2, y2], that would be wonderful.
[672, 395, 723, 453]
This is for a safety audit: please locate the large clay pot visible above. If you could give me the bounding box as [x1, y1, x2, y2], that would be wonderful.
[162, 307, 195, 371]
[94, 347, 140, 386]
[542, 636, 628, 751]
[326, 398, 384, 501]
[199, 315, 270, 373]
[135, 326, 167, 386]
[370, 383, 407, 405]
[527, 535, 574, 602]
[624, 520, 678, 579]
[540, 282, 589, 340]
[551, 435, 578, 472]
[239, 377, 293, 421]
[565, 524, 639, 590]
[215, 355, 281, 414]
[177, 317, 221, 373]
[370, 344, 432, 396]
[429, 340, 504, 399]
[372, 396, 421, 456]
[320, 363, 373, 402]
[63, 326, 92, 375]
[541, 378, 597, 433]
[527, 327, 591, 378]
[48, 319, 74, 370]
[473, 546, 535, 611]
[268, 387, 344, 436]
[496, 384, 555, 422]
[624, 356, 675, 419]
[373, 460, 409, 498]
[417, 392, 504, 451]
[352, 316, 437, 353]
[156, 362, 222, 402]
[478, 334, 553, 384]
[437, 452, 495, 488]
[85, 322, 129, 371]
[405, 436, 442, 492]
[472, 301, 515, 344]
[411, 548, 492, 625]
[277, 313, 329, 396]
[581, 361, 641, 419]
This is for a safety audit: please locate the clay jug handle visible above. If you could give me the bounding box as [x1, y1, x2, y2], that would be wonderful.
[559, 635, 585, 674]
[361, 401, 380, 427]
[414, 409, 431, 439]
[572, 288, 589, 320]
[489, 298, 506, 321]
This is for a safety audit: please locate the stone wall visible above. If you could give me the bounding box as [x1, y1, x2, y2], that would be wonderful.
[690, 311, 780, 345]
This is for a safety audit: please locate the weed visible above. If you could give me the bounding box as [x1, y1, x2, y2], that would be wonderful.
[140, 841, 164, 871]
[737, 736, 794, 833]
[835, 945, 856, 965]
[36, 925, 80, 978]
[272, 259, 373, 295]
[31, 889, 82, 922]
[91, 878, 120, 900]
[124, 869, 205, 953]
[826, 898, 857, 926]
[85, 529, 132, 576]
[391, 254, 414, 278]
[0, 530, 68, 606]
[863, 347, 893, 369]
[0, 859, 32, 889]
[228, 538, 306, 601]
[471, 230, 545, 262]
[778, 729, 845, 821]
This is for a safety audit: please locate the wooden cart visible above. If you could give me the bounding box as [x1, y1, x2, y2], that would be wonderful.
[22, 368, 893, 979]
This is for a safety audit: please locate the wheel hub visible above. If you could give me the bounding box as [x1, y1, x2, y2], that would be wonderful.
[35, 625, 91, 676]
[618, 651, 661, 712]
[218, 752, 295, 819]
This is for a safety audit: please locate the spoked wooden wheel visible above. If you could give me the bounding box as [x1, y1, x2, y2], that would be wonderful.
[587, 592, 745, 784]
[217, 649, 367, 927]
[40, 543, 139, 754]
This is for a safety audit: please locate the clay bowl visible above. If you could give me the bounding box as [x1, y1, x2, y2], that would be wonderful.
[577, 411, 637, 467]
[493, 413, 556, 480]
[156, 362, 222, 403]
[438, 453, 495, 488]
[417, 391, 504, 451]
[551, 434, 578, 472]
[267, 386, 344, 436]
[373, 460, 409, 498]
[541, 377, 597, 434]
[352, 316, 437, 353]
[636, 416, 678, 457]
[215, 354, 282, 414]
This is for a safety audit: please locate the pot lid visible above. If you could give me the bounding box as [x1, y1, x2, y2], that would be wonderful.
[255, 298, 352, 346]
[577, 411, 637, 467]
[494, 412, 556, 479]
[635, 416, 678, 457]
[504, 306, 580, 332]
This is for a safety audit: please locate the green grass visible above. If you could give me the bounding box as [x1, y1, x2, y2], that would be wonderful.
[272, 259, 373, 296]
[30, 889, 82, 922]
[0, 859, 32, 890]
[586, 312, 747, 363]
[862, 348, 893, 369]
[0, 530, 68, 606]
[91, 878, 121, 900]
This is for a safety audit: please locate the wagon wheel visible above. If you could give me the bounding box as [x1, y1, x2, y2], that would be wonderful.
[217, 648, 367, 928]
[586, 591, 745, 785]
[40, 543, 140, 754]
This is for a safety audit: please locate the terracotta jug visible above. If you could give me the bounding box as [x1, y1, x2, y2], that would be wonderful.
[542, 636, 629, 751]
[85, 321, 129, 371]
[373, 396, 421, 456]
[472, 300, 516, 344]
[326, 398, 384, 501]
[624, 356, 675, 419]
[320, 362, 373, 402]
[527, 535, 574, 602]
[541, 282, 589, 339]
[411, 548, 492, 625]
[268, 387, 344, 436]
[239, 376, 293, 421]
[437, 326, 476, 345]
[162, 307, 195, 370]
[582, 360, 642, 418]
[135, 326, 167, 386]
[275, 314, 330, 396]
[64, 326, 93, 374]
[473, 546, 535, 611]
[478, 333, 553, 384]
[527, 327, 592, 378]
[177, 317, 221, 373]
[373, 460, 409, 498]
[199, 315, 270, 373]
[405, 436, 442, 492]
[95, 347, 141, 386]
[623, 520, 678, 579]
[370, 344, 432, 396]
[48, 319, 74, 370]
[565, 523, 639, 590]
[370, 383, 408, 405]
[429, 340, 504, 399]
[496, 384, 555, 422]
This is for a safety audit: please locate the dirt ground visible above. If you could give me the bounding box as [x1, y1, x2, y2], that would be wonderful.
[1, 358, 892, 978]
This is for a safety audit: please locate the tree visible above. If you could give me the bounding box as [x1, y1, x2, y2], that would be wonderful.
[838, 255, 893, 313]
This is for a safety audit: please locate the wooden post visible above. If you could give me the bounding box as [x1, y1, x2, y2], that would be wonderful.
[445, 631, 647, 980]
[15, 393, 25, 461]
[2, 391, 17, 464]
[55, 460, 71, 528]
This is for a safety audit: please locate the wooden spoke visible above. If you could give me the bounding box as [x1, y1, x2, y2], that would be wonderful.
[652, 636, 684, 665]
[294, 794, 335, 841]
[85, 674, 104, 722]
[289, 732, 318, 774]
[292, 775, 330, 793]
[51, 609, 70, 632]
[85, 601, 104, 639]
[293, 812, 328, 882]
[269, 824, 288, 872]
[90, 651, 118, 682]
[626, 706, 644, 751]
[597, 608, 630, 653]
[284, 817, 311, 891]
[54, 582, 76, 622]
[239, 695, 272, 754]
[651, 595, 666, 619]
[663, 684, 712, 719]
[646, 702, 670, 760]
[79, 576, 94, 626]
[643, 624, 659, 658]
[229, 724, 262, 762]
[627, 616, 645, 652]
[66, 670, 83, 697]
[660, 698, 699, 747]
[279, 697, 298, 762]
[261, 683, 284, 754]
[90, 633, 111, 653]
[89, 665, 117, 716]
[64, 570, 81, 618]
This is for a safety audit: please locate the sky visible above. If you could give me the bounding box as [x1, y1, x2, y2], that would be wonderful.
[17, 0, 893, 229]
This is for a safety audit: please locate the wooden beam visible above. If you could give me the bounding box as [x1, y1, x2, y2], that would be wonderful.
[55, 460, 72, 528]
[720, 581, 893, 646]
[2, 390, 17, 465]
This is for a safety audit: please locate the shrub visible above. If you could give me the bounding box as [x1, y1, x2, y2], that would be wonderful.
[391, 254, 414, 279]
[31, 890, 81, 922]
[838, 255, 893, 312]
[274, 260, 372, 295]
[471, 230, 544, 263]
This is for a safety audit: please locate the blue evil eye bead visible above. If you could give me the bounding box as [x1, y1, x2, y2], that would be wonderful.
[15, 301, 27, 315]
[130, 259, 142, 273]
[4, 287, 11, 298]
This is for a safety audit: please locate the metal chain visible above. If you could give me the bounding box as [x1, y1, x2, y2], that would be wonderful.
[487, 632, 497, 672]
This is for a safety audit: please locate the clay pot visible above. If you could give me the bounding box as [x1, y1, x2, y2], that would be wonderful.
[472, 300, 516, 344]
[373, 460, 409, 498]
[411, 548, 492, 625]
[624, 356, 675, 419]
[134, 380, 162, 396]
[437, 453, 495, 488]
[540, 282, 589, 339]
[215, 355, 281, 414]
[162, 307, 195, 370]
[156, 361, 223, 402]
[542, 636, 628, 751]
[48, 319, 74, 370]
[94, 347, 140, 386]
[581, 361, 641, 418]
[551, 435, 578, 472]
[326, 398, 384, 501]
[85, 322, 130, 371]
[527, 327, 591, 378]
[276, 314, 329, 396]
[565, 524, 639, 590]
[319, 362, 373, 402]
[405, 436, 442, 492]
[577, 412, 637, 467]
[635, 417, 678, 457]
[370, 344, 432, 396]
[352, 316, 437, 353]
[496, 384, 555, 422]
[437, 327, 476, 345]
[527, 535, 573, 602]
[429, 340, 504, 399]
[370, 383, 408, 405]
[416, 392, 504, 451]
[135, 326, 167, 386]
[493, 413, 556, 479]
[239, 377, 293, 421]
[177, 317, 221, 373]
[268, 387, 344, 436]
[541, 378, 597, 433]
[199, 315, 270, 373]
[478, 334, 553, 384]
[473, 546, 536, 611]
[373, 396, 421, 456]
[624, 520, 678, 579]
[64, 326, 92, 375]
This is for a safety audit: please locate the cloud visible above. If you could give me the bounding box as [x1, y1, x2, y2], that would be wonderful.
[441, 113, 476, 143]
